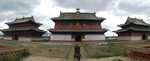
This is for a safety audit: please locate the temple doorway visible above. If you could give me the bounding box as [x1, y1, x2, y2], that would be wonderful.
[12, 35, 18, 40]
[142, 34, 147, 40]
[75, 35, 82, 42]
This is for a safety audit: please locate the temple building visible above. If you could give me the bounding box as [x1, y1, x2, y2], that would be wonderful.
[116, 17, 150, 41]
[49, 9, 107, 42]
[1, 16, 45, 42]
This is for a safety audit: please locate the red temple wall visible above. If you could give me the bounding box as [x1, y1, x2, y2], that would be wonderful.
[118, 32, 143, 36]
[118, 32, 146, 41]
[54, 21, 101, 30]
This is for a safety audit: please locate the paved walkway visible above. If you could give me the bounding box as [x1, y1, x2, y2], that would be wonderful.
[23, 56, 130, 61]
[23, 56, 66, 61]
[81, 57, 130, 61]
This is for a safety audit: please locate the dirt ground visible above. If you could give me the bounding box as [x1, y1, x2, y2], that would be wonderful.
[23, 56, 130, 61]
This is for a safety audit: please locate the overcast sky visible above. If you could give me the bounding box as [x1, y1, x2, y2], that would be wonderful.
[0, 0, 150, 36]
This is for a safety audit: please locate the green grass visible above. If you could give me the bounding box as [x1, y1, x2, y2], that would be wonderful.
[0, 40, 132, 61]
[22, 42, 128, 59]
[0, 40, 23, 48]
[22, 42, 74, 58]
[81, 42, 127, 58]
[0, 40, 29, 61]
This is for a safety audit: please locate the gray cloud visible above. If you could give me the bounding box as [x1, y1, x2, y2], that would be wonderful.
[53, 0, 117, 11]
[117, 0, 150, 16]
[0, 0, 40, 15]
[0, 0, 40, 24]
[1, 0, 150, 33]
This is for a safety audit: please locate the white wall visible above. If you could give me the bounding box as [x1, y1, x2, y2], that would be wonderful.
[18, 37, 44, 42]
[83, 34, 105, 41]
[2, 36, 12, 40]
[50, 34, 72, 41]
[19, 37, 31, 42]
[131, 36, 142, 41]
[147, 35, 150, 40]
[118, 36, 142, 41]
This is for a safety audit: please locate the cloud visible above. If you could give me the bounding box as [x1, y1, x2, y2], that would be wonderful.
[118, 0, 150, 16]
[0, 0, 40, 22]
[53, 0, 117, 11]
[0, 0, 40, 29]
[1, 0, 150, 36]
[0, 0, 40, 15]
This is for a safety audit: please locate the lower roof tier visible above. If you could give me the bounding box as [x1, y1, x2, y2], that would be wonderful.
[1, 29, 45, 37]
[1, 28, 44, 32]
[49, 29, 106, 34]
[115, 27, 150, 33]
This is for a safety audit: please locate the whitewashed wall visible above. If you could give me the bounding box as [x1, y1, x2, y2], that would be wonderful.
[50, 34, 72, 41]
[147, 35, 150, 40]
[83, 34, 105, 41]
[18, 37, 44, 42]
[131, 36, 142, 41]
[19, 37, 31, 42]
[2, 36, 12, 40]
[118, 36, 142, 41]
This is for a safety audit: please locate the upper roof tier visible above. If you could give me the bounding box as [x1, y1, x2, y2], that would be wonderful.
[119, 17, 150, 27]
[51, 8, 106, 21]
[6, 16, 42, 25]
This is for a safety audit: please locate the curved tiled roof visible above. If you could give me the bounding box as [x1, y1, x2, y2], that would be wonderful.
[49, 29, 107, 33]
[115, 27, 150, 32]
[51, 11, 105, 21]
[119, 17, 150, 27]
[116, 17, 150, 33]
[6, 16, 41, 25]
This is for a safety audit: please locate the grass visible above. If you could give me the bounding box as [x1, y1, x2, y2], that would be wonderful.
[0, 40, 23, 48]
[22, 42, 74, 58]
[2, 40, 149, 60]
[81, 42, 127, 58]
[0, 40, 29, 61]
[21, 42, 129, 59]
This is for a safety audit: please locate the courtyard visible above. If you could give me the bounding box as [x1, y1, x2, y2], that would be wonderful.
[1, 40, 150, 61]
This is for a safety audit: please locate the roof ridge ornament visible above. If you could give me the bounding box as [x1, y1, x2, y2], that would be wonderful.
[76, 8, 80, 13]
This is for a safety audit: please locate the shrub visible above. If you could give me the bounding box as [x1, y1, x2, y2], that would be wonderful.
[0, 48, 29, 61]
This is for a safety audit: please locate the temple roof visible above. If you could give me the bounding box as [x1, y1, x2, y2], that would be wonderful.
[6, 16, 41, 25]
[119, 17, 150, 27]
[115, 27, 150, 32]
[49, 29, 107, 33]
[51, 9, 105, 21]
[116, 17, 150, 33]
[1, 28, 44, 32]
